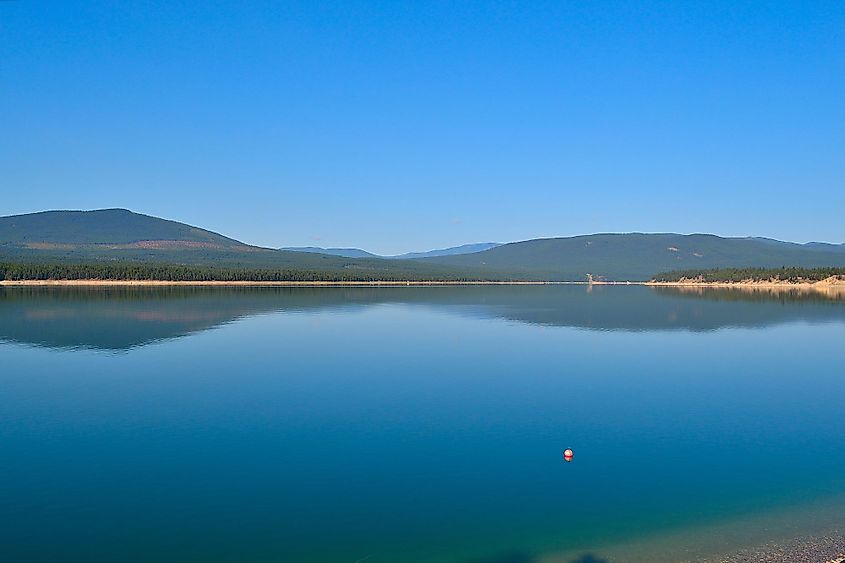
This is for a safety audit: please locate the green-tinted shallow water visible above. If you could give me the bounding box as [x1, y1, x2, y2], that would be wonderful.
[1, 285, 844, 562]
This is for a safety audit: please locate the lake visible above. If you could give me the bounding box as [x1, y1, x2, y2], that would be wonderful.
[2, 285, 844, 562]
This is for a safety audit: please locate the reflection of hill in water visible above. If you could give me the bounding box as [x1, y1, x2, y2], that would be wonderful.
[651, 284, 845, 303]
[1, 285, 844, 351]
[0, 287, 285, 351]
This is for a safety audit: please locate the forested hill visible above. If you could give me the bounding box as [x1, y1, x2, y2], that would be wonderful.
[652, 267, 845, 283]
[0, 209, 253, 250]
[417, 234, 845, 281]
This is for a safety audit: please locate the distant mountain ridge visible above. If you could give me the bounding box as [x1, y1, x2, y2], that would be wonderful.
[281, 247, 380, 258]
[390, 242, 501, 259]
[282, 242, 501, 260]
[2, 209, 844, 281]
[802, 242, 845, 252]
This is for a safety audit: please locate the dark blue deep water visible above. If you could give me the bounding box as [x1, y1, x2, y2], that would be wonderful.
[2, 285, 844, 562]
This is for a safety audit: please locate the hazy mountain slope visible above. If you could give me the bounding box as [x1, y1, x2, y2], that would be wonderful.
[418, 233, 845, 281]
[282, 242, 501, 259]
[803, 242, 845, 252]
[281, 247, 381, 258]
[0, 209, 252, 250]
[389, 242, 501, 259]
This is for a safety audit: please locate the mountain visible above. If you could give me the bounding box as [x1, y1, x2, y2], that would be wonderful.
[281, 246, 381, 259]
[0, 209, 253, 250]
[417, 233, 845, 281]
[389, 242, 501, 259]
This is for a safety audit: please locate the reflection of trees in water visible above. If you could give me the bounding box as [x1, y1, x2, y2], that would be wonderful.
[2, 285, 844, 351]
[652, 285, 845, 303]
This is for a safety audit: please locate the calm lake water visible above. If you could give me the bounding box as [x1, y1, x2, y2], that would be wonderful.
[2, 285, 844, 562]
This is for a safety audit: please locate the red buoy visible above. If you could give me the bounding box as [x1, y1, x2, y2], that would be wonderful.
[563, 448, 574, 462]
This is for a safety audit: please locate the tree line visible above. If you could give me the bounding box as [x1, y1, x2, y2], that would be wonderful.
[652, 266, 845, 283]
[0, 261, 498, 282]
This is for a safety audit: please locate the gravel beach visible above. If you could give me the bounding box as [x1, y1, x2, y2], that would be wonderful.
[708, 531, 845, 563]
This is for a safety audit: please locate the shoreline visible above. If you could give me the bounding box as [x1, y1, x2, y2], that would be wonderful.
[540, 493, 845, 563]
[645, 280, 845, 289]
[0, 279, 573, 287]
[1, 278, 843, 289]
[645, 276, 845, 297]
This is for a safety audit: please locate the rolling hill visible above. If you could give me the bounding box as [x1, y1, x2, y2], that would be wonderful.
[417, 233, 845, 281]
[0, 209, 253, 250]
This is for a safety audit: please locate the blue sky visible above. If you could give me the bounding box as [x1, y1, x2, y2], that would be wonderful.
[2, 1, 843, 253]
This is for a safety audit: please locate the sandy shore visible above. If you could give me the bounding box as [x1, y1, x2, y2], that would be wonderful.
[646, 276, 845, 298]
[645, 278, 845, 289]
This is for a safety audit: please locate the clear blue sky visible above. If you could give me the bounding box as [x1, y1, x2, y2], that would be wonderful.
[2, 1, 843, 253]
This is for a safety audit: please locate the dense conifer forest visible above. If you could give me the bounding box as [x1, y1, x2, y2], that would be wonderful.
[652, 267, 845, 283]
[0, 261, 505, 282]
